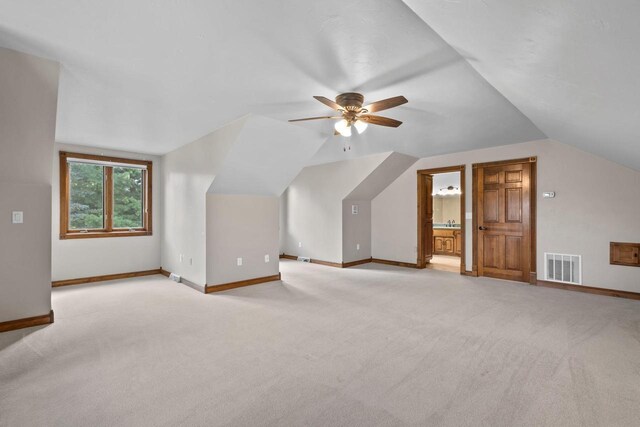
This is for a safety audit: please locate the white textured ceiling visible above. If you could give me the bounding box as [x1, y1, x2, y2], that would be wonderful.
[404, 0, 640, 170]
[0, 0, 545, 164]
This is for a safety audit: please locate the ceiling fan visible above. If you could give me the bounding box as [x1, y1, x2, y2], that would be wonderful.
[289, 93, 407, 137]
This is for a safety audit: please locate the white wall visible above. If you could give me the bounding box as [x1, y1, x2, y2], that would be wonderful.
[51, 143, 161, 281]
[206, 194, 279, 285]
[163, 114, 321, 287]
[0, 47, 59, 322]
[372, 139, 640, 292]
[281, 153, 390, 263]
[161, 118, 245, 285]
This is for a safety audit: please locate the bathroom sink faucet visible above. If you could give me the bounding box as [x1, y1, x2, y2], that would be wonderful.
[447, 220, 451, 227]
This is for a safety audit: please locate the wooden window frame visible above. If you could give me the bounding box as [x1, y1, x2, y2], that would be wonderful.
[59, 151, 153, 239]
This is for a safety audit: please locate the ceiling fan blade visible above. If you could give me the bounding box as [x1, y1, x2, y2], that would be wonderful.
[363, 96, 408, 113]
[313, 96, 343, 111]
[359, 114, 403, 128]
[288, 116, 341, 122]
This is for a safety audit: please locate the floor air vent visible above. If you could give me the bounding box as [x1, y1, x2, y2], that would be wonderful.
[297, 256, 311, 263]
[544, 253, 581, 284]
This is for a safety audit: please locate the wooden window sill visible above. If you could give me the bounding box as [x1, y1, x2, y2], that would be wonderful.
[60, 231, 152, 240]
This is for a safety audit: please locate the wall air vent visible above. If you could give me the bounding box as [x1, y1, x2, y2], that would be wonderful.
[297, 256, 311, 263]
[544, 253, 581, 285]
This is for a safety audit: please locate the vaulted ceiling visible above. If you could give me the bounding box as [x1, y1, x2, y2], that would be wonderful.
[0, 1, 637, 169]
[404, 0, 640, 170]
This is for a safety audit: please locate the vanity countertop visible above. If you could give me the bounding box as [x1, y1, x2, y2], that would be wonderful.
[433, 225, 461, 230]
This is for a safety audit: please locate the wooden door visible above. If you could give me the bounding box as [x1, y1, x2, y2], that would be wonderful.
[423, 175, 434, 263]
[477, 161, 532, 282]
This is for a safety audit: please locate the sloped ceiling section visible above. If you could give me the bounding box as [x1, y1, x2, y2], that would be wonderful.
[0, 0, 542, 163]
[208, 115, 326, 196]
[404, 0, 640, 170]
[344, 152, 418, 201]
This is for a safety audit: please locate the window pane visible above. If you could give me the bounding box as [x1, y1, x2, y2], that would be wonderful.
[113, 167, 144, 229]
[69, 163, 104, 229]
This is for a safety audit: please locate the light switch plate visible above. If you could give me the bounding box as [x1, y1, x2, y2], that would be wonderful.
[264, 254, 270, 263]
[356, 243, 360, 251]
[237, 257, 243, 266]
[465, 212, 472, 220]
[12, 211, 23, 224]
[351, 204, 359, 215]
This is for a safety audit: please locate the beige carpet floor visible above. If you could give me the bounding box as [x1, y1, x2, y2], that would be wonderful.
[1, 260, 639, 426]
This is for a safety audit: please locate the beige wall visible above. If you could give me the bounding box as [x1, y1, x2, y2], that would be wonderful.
[0, 47, 59, 322]
[0, 184, 52, 322]
[206, 194, 279, 285]
[51, 143, 161, 281]
[372, 139, 640, 292]
[0, 48, 58, 185]
[342, 200, 372, 263]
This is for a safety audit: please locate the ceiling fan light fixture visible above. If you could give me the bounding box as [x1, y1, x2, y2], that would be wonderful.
[334, 119, 352, 137]
[290, 93, 407, 138]
[354, 120, 368, 134]
[432, 185, 462, 196]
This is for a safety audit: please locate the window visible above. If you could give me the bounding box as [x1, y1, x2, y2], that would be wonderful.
[60, 151, 152, 239]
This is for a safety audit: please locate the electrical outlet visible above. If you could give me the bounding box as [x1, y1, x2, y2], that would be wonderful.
[356, 243, 360, 251]
[12, 211, 23, 224]
[298, 242, 302, 248]
[237, 257, 243, 266]
[264, 254, 270, 263]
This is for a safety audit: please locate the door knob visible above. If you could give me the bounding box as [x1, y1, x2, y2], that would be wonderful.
[479, 226, 488, 230]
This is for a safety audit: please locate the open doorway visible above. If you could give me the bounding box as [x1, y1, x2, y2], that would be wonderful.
[417, 165, 466, 273]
